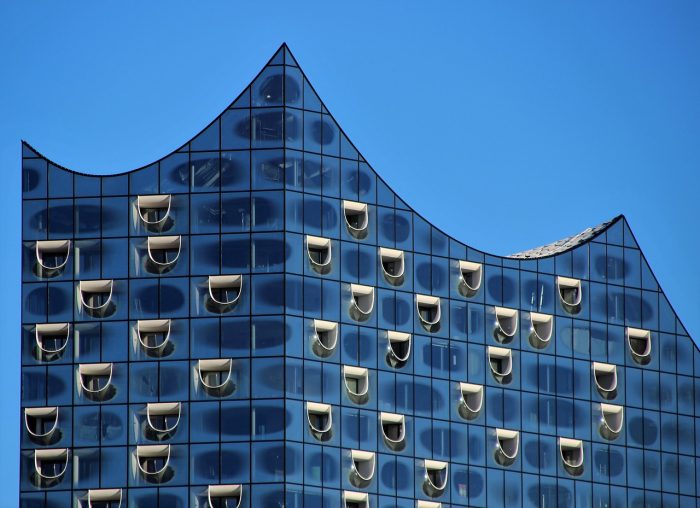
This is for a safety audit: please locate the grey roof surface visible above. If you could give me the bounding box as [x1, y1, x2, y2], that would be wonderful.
[508, 218, 616, 259]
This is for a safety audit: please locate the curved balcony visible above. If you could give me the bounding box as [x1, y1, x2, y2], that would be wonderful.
[137, 194, 172, 232]
[311, 319, 338, 358]
[379, 247, 405, 285]
[349, 450, 375, 488]
[34, 323, 70, 362]
[458, 383, 484, 420]
[416, 294, 441, 332]
[349, 284, 374, 321]
[343, 365, 369, 404]
[380, 412, 406, 451]
[386, 331, 411, 368]
[458, 260, 482, 297]
[494, 429, 519, 466]
[343, 200, 369, 239]
[306, 235, 332, 274]
[207, 275, 243, 313]
[35, 240, 70, 277]
[528, 312, 553, 349]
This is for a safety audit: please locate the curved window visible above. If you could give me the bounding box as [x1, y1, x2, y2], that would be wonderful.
[386, 331, 411, 368]
[416, 294, 441, 332]
[343, 200, 369, 239]
[458, 260, 482, 297]
[494, 307, 518, 342]
[79, 280, 114, 317]
[145, 402, 181, 440]
[423, 459, 449, 497]
[380, 412, 406, 451]
[306, 402, 333, 441]
[137, 195, 172, 232]
[528, 312, 553, 349]
[417, 502, 442, 508]
[592, 362, 618, 399]
[135, 444, 171, 482]
[557, 276, 582, 311]
[343, 366, 369, 404]
[35, 240, 70, 277]
[494, 429, 519, 466]
[311, 319, 338, 358]
[78, 363, 114, 401]
[136, 319, 172, 357]
[207, 275, 243, 312]
[349, 450, 375, 488]
[197, 359, 234, 397]
[559, 437, 584, 476]
[458, 382, 484, 420]
[349, 284, 374, 321]
[24, 407, 59, 445]
[379, 247, 405, 285]
[627, 327, 651, 365]
[34, 448, 68, 487]
[34, 323, 70, 362]
[85, 489, 122, 508]
[208, 484, 242, 508]
[599, 404, 624, 440]
[343, 491, 369, 508]
[146, 235, 181, 274]
[488, 347, 513, 384]
[306, 235, 332, 274]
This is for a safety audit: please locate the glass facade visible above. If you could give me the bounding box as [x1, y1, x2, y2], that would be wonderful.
[20, 44, 700, 507]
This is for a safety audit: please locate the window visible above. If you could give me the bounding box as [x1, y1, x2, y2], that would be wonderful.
[207, 275, 243, 312]
[85, 489, 122, 508]
[137, 194, 172, 232]
[417, 502, 442, 508]
[458, 260, 482, 297]
[494, 429, 519, 466]
[386, 331, 411, 368]
[146, 235, 181, 274]
[24, 407, 59, 445]
[494, 307, 518, 343]
[423, 459, 449, 497]
[416, 294, 441, 332]
[349, 284, 374, 321]
[197, 359, 234, 397]
[306, 235, 332, 274]
[559, 437, 584, 476]
[343, 200, 368, 239]
[145, 402, 181, 440]
[488, 347, 513, 384]
[349, 450, 375, 487]
[78, 363, 114, 401]
[136, 319, 172, 357]
[380, 412, 406, 451]
[35, 240, 70, 277]
[379, 247, 405, 285]
[79, 280, 114, 317]
[306, 402, 333, 441]
[343, 366, 369, 404]
[592, 362, 618, 399]
[528, 312, 553, 349]
[135, 444, 171, 481]
[343, 491, 369, 508]
[207, 484, 242, 508]
[599, 404, 624, 440]
[557, 276, 582, 312]
[311, 320, 338, 357]
[34, 323, 70, 362]
[458, 382, 484, 420]
[627, 327, 651, 365]
[34, 448, 68, 487]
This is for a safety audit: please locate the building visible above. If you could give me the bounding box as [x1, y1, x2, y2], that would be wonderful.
[20, 44, 699, 507]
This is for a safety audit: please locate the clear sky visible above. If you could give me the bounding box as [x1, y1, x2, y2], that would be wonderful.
[1, 1, 699, 498]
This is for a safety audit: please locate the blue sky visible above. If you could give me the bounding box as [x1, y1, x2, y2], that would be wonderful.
[1, 0, 699, 498]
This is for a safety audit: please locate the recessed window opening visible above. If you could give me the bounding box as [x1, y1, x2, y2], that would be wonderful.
[488, 347, 513, 384]
[78, 363, 114, 401]
[35, 240, 70, 277]
[349, 284, 374, 321]
[592, 362, 618, 399]
[458, 383, 484, 420]
[343, 200, 369, 239]
[145, 402, 181, 440]
[386, 331, 411, 368]
[136, 444, 171, 482]
[84, 489, 122, 508]
[343, 366, 369, 404]
[600, 404, 624, 440]
[24, 407, 59, 445]
[207, 484, 242, 508]
[494, 307, 518, 342]
[349, 450, 375, 488]
[416, 502, 442, 508]
[306, 402, 333, 441]
[146, 235, 181, 273]
[495, 429, 519, 466]
[79, 280, 114, 317]
[34, 448, 68, 487]
[559, 437, 584, 476]
[380, 412, 406, 451]
[197, 359, 234, 397]
[557, 276, 582, 312]
[207, 275, 243, 312]
[528, 312, 553, 349]
[136, 319, 172, 357]
[423, 459, 449, 497]
[34, 323, 70, 362]
[306, 235, 332, 274]
[343, 491, 369, 508]
[627, 327, 651, 365]
[137, 195, 172, 231]
[416, 294, 441, 332]
[458, 260, 482, 297]
[379, 247, 405, 285]
[312, 320, 338, 357]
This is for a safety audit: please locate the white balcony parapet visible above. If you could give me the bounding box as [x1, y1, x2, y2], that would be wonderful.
[387, 331, 411, 368]
[85, 489, 122, 508]
[343, 491, 369, 508]
[349, 449, 376, 487]
[79, 280, 114, 316]
[136, 319, 171, 355]
[379, 247, 405, 285]
[34, 448, 69, 486]
[416, 294, 441, 332]
[458, 383, 484, 420]
[146, 235, 181, 273]
[307, 402, 333, 440]
[416, 502, 442, 508]
[35, 323, 70, 362]
[207, 275, 243, 312]
[529, 312, 553, 348]
[307, 235, 332, 274]
[343, 200, 369, 239]
[488, 347, 513, 383]
[24, 406, 59, 444]
[35, 240, 70, 276]
[592, 362, 618, 399]
[495, 429, 519, 466]
[559, 437, 584, 475]
[137, 195, 172, 231]
[350, 284, 374, 321]
[458, 260, 482, 297]
[136, 444, 171, 480]
[600, 404, 624, 440]
[146, 402, 181, 437]
[557, 276, 582, 310]
[423, 459, 449, 497]
[627, 327, 652, 365]
[494, 307, 518, 342]
[197, 359, 233, 396]
[343, 366, 369, 404]
[78, 363, 114, 401]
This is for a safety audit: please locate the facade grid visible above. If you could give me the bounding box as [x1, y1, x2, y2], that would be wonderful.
[19, 44, 700, 507]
